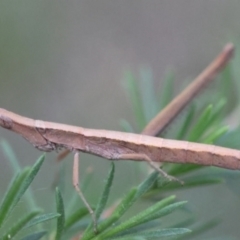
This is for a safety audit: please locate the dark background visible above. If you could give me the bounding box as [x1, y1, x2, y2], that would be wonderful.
[0, 1, 240, 238]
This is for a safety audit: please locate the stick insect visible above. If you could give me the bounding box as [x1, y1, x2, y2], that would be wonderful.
[0, 43, 235, 232]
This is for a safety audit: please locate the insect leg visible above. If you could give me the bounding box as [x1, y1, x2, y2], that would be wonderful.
[73, 152, 98, 233]
[118, 153, 183, 184]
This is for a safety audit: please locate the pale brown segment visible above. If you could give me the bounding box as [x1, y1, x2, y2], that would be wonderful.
[142, 43, 234, 136]
[79, 131, 240, 170]
[0, 108, 52, 151]
[0, 106, 239, 171]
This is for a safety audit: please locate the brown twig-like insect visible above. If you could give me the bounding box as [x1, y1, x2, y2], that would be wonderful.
[0, 43, 235, 232]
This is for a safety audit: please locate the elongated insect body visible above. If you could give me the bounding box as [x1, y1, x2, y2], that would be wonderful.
[0, 108, 239, 171]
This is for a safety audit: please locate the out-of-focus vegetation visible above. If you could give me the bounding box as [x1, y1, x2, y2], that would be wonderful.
[1, 61, 240, 239]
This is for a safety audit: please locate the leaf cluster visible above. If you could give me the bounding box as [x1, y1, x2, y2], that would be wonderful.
[0, 62, 240, 239]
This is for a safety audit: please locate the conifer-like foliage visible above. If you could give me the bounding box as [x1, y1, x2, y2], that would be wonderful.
[0, 63, 239, 239]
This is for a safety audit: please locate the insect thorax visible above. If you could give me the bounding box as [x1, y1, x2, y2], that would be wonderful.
[34, 142, 57, 152]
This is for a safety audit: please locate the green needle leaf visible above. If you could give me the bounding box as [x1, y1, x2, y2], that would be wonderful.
[24, 213, 60, 229]
[84, 163, 115, 235]
[21, 231, 47, 240]
[95, 163, 115, 221]
[139, 67, 158, 122]
[1, 139, 21, 173]
[0, 155, 44, 229]
[188, 104, 213, 141]
[134, 171, 159, 199]
[176, 105, 195, 140]
[95, 196, 177, 239]
[55, 188, 65, 240]
[110, 228, 191, 240]
[0, 168, 30, 228]
[122, 71, 145, 129]
[202, 125, 229, 144]
[81, 188, 137, 240]
[0, 141, 39, 210]
[159, 69, 175, 109]
[65, 207, 89, 231]
[2, 210, 41, 240]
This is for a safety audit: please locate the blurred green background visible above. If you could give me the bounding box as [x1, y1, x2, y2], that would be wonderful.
[0, 1, 240, 239]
